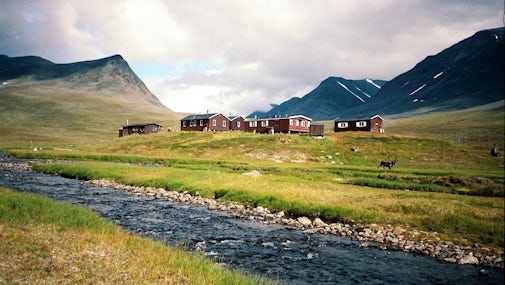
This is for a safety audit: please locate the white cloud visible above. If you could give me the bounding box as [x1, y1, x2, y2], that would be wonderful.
[0, 0, 502, 115]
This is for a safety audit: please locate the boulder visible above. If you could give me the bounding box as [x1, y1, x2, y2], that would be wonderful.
[313, 218, 326, 227]
[297, 216, 312, 227]
[458, 253, 479, 265]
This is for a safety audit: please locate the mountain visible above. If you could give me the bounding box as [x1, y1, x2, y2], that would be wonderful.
[248, 77, 386, 120]
[338, 27, 504, 119]
[0, 54, 179, 145]
[0, 54, 167, 108]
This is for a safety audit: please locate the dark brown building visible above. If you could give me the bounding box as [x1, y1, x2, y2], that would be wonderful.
[245, 115, 312, 134]
[229, 115, 245, 131]
[180, 113, 230, 132]
[334, 115, 384, 132]
[119, 123, 161, 137]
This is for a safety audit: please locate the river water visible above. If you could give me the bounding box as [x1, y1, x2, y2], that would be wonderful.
[0, 154, 503, 284]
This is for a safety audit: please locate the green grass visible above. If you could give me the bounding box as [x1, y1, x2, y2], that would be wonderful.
[31, 160, 504, 249]
[0, 186, 272, 284]
[1, 98, 504, 266]
[0, 83, 182, 146]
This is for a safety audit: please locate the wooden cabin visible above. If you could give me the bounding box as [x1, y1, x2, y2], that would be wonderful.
[180, 113, 230, 132]
[245, 115, 312, 134]
[119, 123, 161, 137]
[334, 115, 384, 132]
[229, 115, 245, 131]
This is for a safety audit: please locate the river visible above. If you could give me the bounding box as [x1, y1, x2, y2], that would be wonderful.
[0, 154, 502, 284]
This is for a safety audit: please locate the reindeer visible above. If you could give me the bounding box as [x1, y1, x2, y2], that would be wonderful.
[378, 154, 397, 169]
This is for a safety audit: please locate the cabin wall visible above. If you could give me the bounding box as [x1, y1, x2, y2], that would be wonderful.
[208, 113, 230, 131]
[230, 117, 246, 131]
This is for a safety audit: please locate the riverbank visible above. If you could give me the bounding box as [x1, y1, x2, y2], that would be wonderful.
[0, 185, 270, 284]
[3, 159, 503, 269]
[84, 178, 503, 269]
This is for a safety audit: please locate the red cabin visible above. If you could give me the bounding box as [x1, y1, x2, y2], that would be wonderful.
[180, 113, 230, 132]
[245, 115, 312, 134]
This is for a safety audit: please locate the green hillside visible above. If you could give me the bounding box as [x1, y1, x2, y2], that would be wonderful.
[0, 83, 181, 146]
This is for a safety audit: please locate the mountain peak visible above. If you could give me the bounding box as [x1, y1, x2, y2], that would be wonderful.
[248, 77, 386, 120]
[339, 27, 504, 118]
[0, 54, 168, 109]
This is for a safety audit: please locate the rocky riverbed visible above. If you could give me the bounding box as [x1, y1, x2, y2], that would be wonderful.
[2, 160, 503, 269]
[83, 178, 504, 269]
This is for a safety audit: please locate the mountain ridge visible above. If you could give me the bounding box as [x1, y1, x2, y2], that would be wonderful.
[346, 27, 505, 118]
[250, 27, 504, 121]
[0, 54, 168, 109]
[248, 76, 386, 120]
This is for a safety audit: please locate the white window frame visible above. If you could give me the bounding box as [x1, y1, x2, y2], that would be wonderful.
[289, 119, 293, 126]
[183, 121, 186, 127]
[222, 120, 227, 128]
[261, 120, 269, 127]
[199, 120, 203, 126]
[338, 122, 348, 128]
[301, 121, 305, 127]
[237, 121, 241, 128]
[249, 121, 257, 127]
[212, 119, 217, 127]
[356, 121, 367, 128]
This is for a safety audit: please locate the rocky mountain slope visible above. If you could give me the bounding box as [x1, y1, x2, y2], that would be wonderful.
[339, 27, 504, 119]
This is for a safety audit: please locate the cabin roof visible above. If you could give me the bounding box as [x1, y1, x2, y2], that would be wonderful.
[228, 115, 244, 121]
[122, 123, 161, 128]
[245, 115, 312, 121]
[181, 113, 219, 121]
[334, 114, 383, 122]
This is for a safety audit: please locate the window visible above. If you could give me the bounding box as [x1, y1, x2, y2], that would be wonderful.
[295, 120, 299, 126]
[290, 119, 293, 126]
[356, 121, 367, 127]
[307, 121, 311, 127]
[338, 122, 348, 128]
[183, 121, 186, 127]
[212, 119, 217, 127]
[222, 120, 227, 127]
[301, 121, 305, 127]
[261, 120, 269, 127]
[249, 121, 257, 127]
[199, 120, 203, 126]
[192, 120, 197, 126]
[237, 121, 241, 128]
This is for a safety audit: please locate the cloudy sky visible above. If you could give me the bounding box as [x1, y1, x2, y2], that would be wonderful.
[1, 1, 503, 115]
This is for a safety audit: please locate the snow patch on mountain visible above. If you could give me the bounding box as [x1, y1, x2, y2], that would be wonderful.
[409, 84, 426, 96]
[337, 81, 365, 102]
[355, 86, 371, 98]
[433, 72, 444, 79]
[366, 78, 382, 89]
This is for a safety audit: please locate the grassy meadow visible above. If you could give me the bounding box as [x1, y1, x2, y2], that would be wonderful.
[1, 100, 504, 280]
